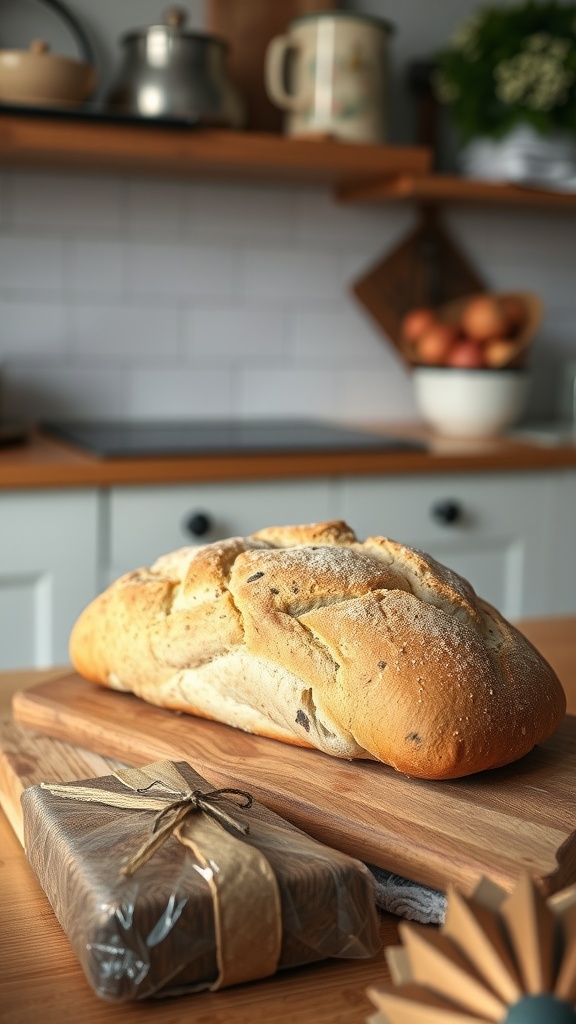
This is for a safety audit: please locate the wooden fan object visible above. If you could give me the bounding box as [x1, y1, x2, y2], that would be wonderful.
[367, 873, 576, 1024]
[352, 212, 486, 367]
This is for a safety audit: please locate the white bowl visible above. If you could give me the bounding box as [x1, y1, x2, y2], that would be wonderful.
[413, 368, 529, 439]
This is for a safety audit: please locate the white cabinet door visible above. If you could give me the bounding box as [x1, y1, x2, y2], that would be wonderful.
[337, 472, 557, 620]
[104, 479, 335, 583]
[549, 470, 576, 615]
[0, 490, 99, 669]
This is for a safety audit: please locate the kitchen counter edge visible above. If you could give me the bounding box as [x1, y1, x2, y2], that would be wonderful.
[1, 428, 576, 491]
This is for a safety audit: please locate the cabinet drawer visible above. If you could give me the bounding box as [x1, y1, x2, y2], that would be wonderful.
[337, 472, 556, 619]
[105, 479, 335, 583]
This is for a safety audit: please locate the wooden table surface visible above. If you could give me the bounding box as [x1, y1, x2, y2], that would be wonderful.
[1, 616, 575, 1024]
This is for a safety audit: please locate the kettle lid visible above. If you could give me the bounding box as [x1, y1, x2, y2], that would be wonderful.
[120, 7, 227, 47]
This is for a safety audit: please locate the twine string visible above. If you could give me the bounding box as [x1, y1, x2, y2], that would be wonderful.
[40, 775, 253, 878]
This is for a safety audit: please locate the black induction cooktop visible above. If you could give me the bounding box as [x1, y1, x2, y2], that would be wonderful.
[41, 419, 426, 458]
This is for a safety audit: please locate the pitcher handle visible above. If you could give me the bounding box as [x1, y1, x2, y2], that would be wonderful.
[264, 35, 308, 113]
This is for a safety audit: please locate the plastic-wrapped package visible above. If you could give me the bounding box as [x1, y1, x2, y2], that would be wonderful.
[21, 759, 380, 1002]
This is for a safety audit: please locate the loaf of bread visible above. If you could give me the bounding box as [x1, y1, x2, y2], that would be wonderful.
[69, 520, 566, 780]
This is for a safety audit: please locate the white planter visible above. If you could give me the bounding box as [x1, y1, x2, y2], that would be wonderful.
[459, 124, 576, 190]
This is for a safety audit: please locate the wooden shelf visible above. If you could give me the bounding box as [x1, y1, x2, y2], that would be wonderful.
[337, 171, 576, 209]
[0, 112, 431, 186]
[2, 112, 574, 209]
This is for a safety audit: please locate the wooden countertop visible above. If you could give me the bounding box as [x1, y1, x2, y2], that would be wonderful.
[1, 616, 575, 1024]
[2, 426, 576, 491]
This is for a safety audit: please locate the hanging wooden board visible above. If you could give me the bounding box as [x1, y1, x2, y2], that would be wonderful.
[352, 212, 486, 366]
[11, 672, 576, 900]
[207, 0, 338, 132]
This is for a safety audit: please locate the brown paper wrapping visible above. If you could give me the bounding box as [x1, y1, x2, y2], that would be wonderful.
[21, 759, 380, 1002]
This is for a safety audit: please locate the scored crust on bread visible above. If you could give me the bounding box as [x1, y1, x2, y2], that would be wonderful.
[69, 520, 566, 780]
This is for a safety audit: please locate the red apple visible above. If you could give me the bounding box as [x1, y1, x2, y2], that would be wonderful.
[460, 295, 508, 342]
[446, 340, 486, 368]
[415, 323, 457, 365]
[483, 338, 517, 368]
[401, 307, 437, 343]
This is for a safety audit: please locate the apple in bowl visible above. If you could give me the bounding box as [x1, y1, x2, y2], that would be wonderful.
[401, 292, 541, 372]
[400, 292, 542, 438]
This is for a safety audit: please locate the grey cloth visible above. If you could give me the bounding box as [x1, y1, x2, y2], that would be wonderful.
[367, 865, 447, 925]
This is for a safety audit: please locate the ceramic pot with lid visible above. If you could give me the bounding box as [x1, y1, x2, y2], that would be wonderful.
[0, 0, 96, 108]
[105, 7, 246, 126]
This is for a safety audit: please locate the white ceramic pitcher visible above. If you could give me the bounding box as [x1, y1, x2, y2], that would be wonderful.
[265, 10, 393, 143]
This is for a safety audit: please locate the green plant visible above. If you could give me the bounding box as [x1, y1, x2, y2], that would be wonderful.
[434, 1, 576, 141]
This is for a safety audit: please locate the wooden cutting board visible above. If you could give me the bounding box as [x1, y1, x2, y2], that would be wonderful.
[207, 0, 338, 132]
[12, 672, 576, 899]
[0, 718, 124, 845]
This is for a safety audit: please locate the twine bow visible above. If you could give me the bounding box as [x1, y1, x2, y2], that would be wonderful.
[41, 764, 253, 877]
[127, 782, 253, 876]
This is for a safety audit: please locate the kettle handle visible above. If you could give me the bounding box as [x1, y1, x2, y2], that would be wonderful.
[28, 0, 97, 67]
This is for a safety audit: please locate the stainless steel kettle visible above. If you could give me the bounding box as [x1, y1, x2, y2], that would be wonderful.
[105, 7, 246, 126]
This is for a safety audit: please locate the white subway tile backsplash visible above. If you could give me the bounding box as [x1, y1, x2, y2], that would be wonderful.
[69, 303, 180, 359]
[0, 172, 7, 228]
[290, 303, 385, 365]
[335, 361, 418, 423]
[506, 266, 576, 306]
[446, 207, 576, 271]
[186, 182, 297, 241]
[125, 178, 187, 238]
[242, 246, 342, 303]
[66, 239, 125, 294]
[0, 236, 64, 290]
[0, 301, 67, 355]
[127, 367, 234, 419]
[294, 187, 413, 247]
[534, 318, 576, 370]
[187, 305, 285, 360]
[238, 367, 340, 419]
[7, 173, 124, 231]
[126, 240, 237, 298]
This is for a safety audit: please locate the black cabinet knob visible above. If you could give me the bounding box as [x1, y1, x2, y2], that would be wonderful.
[431, 499, 462, 525]
[185, 512, 212, 537]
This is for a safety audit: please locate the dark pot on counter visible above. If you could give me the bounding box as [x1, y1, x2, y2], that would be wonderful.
[104, 6, 246, 126]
